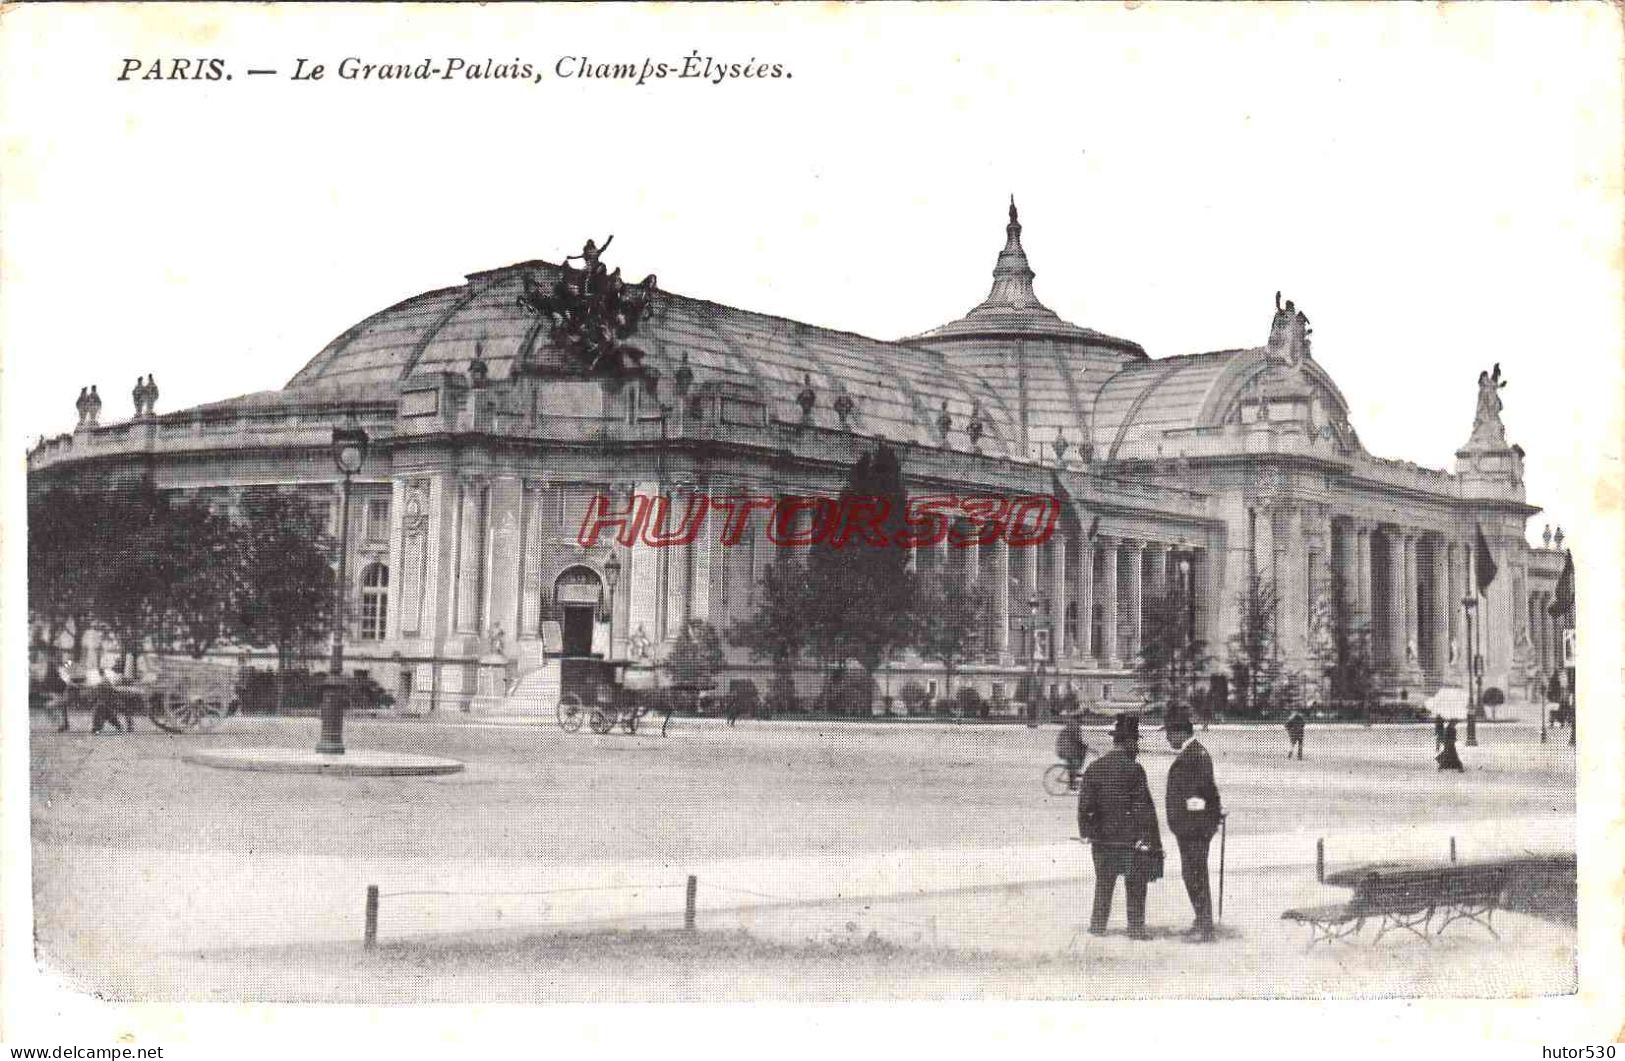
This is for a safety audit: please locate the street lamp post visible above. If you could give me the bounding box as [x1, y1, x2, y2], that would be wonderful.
[1460, 594, 1479, 747]
[603, 551, 622, 659]
[317, 423, 369, 756]
[1026, 593, 1040, 727]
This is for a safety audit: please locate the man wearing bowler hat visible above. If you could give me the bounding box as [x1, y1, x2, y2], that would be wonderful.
[1078, 713, 1163, 940]
[1164, 711, 1222, 942]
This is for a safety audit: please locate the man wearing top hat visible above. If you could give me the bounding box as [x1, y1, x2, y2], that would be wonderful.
[1077, 713, 1163, 940]
[1164, 711, 1223, 942]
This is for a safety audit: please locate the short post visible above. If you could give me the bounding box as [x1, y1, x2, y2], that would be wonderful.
[1449, 837, 1457, 863]
[1316, 838, 1325, 883]
[684, 874, 697, 932]
[364, 884, 379, 949]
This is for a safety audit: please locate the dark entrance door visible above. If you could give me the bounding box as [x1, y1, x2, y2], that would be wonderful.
[561, 604, 595, 656]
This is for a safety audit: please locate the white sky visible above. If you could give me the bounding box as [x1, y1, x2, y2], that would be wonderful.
[2, 3, 1620, 549]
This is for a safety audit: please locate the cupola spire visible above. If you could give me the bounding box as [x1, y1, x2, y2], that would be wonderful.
[987, 196, 1038, 308]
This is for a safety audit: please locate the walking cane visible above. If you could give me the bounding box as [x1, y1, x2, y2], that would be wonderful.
[1217, 812, 1228, 923]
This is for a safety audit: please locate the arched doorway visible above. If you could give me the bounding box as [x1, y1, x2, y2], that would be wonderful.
[553, 566, 605, 657]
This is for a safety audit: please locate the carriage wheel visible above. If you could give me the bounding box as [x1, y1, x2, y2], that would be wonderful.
[557, 694, 585, 733]
[1041, 763, 1074, 797]
[589, 708, 613, 734]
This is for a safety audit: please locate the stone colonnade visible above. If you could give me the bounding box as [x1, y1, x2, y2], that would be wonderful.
[912, 526, 1209, 671]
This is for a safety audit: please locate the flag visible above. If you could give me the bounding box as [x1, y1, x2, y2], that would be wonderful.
[1548, 550, 1574, 619]
[1474, 525, 1498, 594]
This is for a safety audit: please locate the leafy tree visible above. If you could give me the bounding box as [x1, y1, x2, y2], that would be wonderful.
[729, 556, 809, 710]
[663, 619, 725, 692]
[914, 570, 989, 701]
[87, 480, 176, 680]
[1137, 584, 1210, 715]
[159, 496, 242, 658]
[804, 444, 918, 711]
[1227, 569, 1282, 716]
[234, 488, 334, 710]
[1319, 573, 1378, 720]
[27, 484, 102, 666]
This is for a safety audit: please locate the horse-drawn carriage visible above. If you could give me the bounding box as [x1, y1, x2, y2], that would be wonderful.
[140, 656, 240, 733]
[554, 656, 663, 734]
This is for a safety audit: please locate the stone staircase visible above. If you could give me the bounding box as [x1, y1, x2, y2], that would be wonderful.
[488, 659, 560, 721]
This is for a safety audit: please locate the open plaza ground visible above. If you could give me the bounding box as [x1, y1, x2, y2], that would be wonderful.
[28, 710, 1576, 1002]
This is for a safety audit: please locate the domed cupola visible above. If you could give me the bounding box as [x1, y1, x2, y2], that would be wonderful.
[910, 198, 1142, 355]
[907, 199, 1145, 461]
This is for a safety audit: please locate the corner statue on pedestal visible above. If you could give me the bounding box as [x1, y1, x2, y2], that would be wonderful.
[1467, 363, 1509, 449]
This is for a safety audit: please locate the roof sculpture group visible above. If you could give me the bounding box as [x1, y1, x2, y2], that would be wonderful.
[517, 236, 660, 379]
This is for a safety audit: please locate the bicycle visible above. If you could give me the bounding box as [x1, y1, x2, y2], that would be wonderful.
[1042, 759, 1086, 796]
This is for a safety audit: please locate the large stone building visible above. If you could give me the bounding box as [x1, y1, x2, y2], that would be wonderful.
[26, 204, 1571, 715]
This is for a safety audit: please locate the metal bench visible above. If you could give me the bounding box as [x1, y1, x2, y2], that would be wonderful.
[1283, 860, 1514, 951]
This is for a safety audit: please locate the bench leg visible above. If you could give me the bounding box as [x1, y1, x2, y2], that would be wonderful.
[1373, 909, 1433, 945]
[1302, 917, 1364, 953]
[1434, 903, 1499, 941]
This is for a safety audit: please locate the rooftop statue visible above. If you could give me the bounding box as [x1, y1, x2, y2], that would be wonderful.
[517, 236, 659, 378]
[1266, 292, 1311, 367]
[1466, 362, 1509, 449]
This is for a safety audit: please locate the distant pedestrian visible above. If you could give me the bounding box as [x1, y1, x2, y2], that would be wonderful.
[1055, 712, 1088, 789]
[88, 685, 125, 734]
[1078, 713, 1163, 940]
[1436, 720, 1465, 772]
[1434, 715, 1446, 751]
[43, 660, 70, 732]
[1284, 710, 1306, 760]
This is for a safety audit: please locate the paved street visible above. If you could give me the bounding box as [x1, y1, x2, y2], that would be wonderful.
[29, 712, 1576, 1001]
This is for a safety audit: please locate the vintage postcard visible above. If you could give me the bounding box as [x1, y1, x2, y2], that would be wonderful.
[2, 2, 1620, 1054]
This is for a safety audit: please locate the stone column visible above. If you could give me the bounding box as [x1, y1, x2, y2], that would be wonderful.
[1024, 538, 1040, 611]
[1280, 508, 1307, 666]
[626, 482, 662, 657]
[1356, 522, 1374, 636]
[1076, 537, 1095, 666]
[1253, 506, 1275, 586]
[1146, 543, 1169, 608]
[690, 484, 714, 625]
[1427, 535, 1450, 681]
[1125, 540, 1144, 667]
[1402, 531, 1420, 671]
[1382, 526, 1406, 670]
[1050, 533, 1068, 662]
[1446, 541, 1465, 680]
[1100, 538, 1120, 668]
[384, 478, 408, 639]
[453, 477, 488, 636]
[483, 476, 524, 642]
[995, 537, 1011, 661]
[966, 536, 981, 589]
[1334, 519, 1358, 633]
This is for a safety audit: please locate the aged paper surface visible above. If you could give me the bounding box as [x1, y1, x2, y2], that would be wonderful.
[2, 2, 1621, 1055]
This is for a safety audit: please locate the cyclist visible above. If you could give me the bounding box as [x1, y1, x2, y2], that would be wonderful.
[1055, 711, 1089, 790]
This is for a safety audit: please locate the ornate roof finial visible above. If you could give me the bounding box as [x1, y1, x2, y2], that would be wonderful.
[796, 373, 816, 419]
[674, 350, 694, 395]
[986, 197, 1037, 309]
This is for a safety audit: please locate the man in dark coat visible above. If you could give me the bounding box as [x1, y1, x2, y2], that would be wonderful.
[1434, 715, 1446, 751]
[1078, 713, 1162, 940]
[1284, 710, 1306, 760]
[1164, 712, 1222, 941]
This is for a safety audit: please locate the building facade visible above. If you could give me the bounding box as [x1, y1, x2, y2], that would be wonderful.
[27, 205, 1569, 715]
